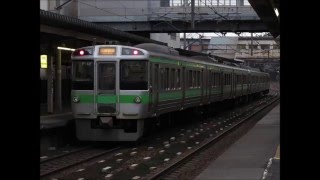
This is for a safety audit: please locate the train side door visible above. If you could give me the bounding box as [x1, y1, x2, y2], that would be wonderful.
[151, 64, 159, 114]
[220, 70, 224, 99]
[208, 70, 212, 101]
[232, 71, 235, 98]
[181, 67, 186, 108]
[234, 71, 237, 98]
[248, 74, 251, 94]
[201, 69, 204, 104]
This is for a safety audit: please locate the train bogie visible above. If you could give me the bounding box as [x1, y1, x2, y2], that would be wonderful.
[75, 118, 144, 141]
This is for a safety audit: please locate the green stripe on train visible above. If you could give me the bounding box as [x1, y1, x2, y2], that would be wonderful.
[74, 94, 149, 104]
[75, 94, 94, 103]
[119, 95, 149, 104]
[185, 89, 201, 97]
[149, 57, 205, 68]
[159, 91, 183, 101]
[97, 95, 117, 104]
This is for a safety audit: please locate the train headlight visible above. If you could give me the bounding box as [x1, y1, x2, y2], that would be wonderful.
[134, 96, 142, 104]
[73, 96, 80, 103]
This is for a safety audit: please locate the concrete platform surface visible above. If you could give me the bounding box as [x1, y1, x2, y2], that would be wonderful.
[195, 104, 280, 180]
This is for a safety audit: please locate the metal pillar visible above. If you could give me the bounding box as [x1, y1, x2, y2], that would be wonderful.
[200, 34, 203, 52]
[240, 0, 244, 6]
[47, 55, 54, 113]
[55, 49, 62, 112]
[183, 33, 187, 50]
[191, 0, 195, 29]
[251, 32, 253, 56]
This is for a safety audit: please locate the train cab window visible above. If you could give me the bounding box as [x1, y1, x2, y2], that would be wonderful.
[72, 60, 94, 90]
[176, 69, 181, 89]
[98, 63, 115, 90]
[120, 60, 148, 90]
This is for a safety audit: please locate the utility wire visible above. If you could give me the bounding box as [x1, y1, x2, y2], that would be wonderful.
[76, 0, 136, 22]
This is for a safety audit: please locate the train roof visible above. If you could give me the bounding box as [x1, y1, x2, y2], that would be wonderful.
[134, 43, 267, 75]
[72, 44, 268, 76]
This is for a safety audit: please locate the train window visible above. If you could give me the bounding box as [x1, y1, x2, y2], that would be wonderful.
[196, 71, 199, 88]
[237, 75, 241, 84]
[212, 72, 215, 86]
[171, 68, 175, 89]
[160, 68, 165, 90]
[176, 69, 181, 89]
[195, 71, 198, 88]
[98, 63, 115, 90]
[237, 75, 239, 84]
[211, 72, 214, 86]
[165, 68, 169, 90]
[214, 72, 220, 86]
[120, 60, 148, 90]
[224, 74, 229, 85]
[72, 60, 93, 90]
[188, 70, 192, 88]
[193, 71, 196, 88]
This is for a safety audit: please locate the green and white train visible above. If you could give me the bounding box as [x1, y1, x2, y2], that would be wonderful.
[71, 43, 270, 141]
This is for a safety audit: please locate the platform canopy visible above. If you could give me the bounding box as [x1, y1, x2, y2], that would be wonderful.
[248, 0, 279, 38]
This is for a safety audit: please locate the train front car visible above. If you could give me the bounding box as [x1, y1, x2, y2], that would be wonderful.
[71, 45, 150, 141]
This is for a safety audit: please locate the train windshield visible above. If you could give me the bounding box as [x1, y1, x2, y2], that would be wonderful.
[72, 60, 94, 90]
[120, 60, 148, 90]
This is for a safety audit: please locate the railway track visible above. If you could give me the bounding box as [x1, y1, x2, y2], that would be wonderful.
[40, 146, 121, 179]
[40, 146, 92, 163]
[40, 93, 279, 180]
[145, 94, 279, 180]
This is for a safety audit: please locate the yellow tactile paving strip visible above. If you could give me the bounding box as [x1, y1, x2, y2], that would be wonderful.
[274, 145, 280, 159]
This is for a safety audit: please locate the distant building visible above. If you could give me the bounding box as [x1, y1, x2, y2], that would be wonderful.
[180, 35, 280, 80]
[235, 36, 279, 60]
[151, 33, 181, 48]
[180, 37, 211, 53]
[181, 35, 279, 61]
[207, 37, 239, 59]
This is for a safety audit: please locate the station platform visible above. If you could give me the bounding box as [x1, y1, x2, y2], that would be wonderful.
[195, 104, 280, 180]
[40, 112, 73, 130]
